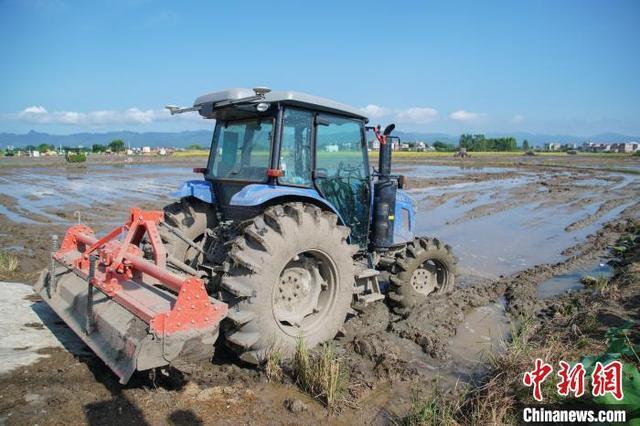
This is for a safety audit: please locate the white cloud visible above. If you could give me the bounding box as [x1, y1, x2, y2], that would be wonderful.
[23, 106, 47, 114]
[10, 106, 201, 127]
[359, 105, 439, 124]
[449, 110, 481, 122]
[359, 104, 390, 119]
[395, 107, 439, 124]
[511, 114, 525, 124]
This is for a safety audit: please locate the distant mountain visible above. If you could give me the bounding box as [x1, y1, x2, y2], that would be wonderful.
[394, 131, 458, 144]
[1, 129, 638, 149]
[0, 130, 212, 149]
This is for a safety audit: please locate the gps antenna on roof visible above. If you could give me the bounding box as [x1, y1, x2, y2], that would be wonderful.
[253, 87, 271, 98]
[164, 104, 201, 115]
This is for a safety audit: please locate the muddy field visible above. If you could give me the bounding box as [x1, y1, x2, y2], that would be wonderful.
[0, 153, 639, 425]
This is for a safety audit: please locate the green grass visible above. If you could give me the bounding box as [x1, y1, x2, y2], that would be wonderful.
[401, 387, 461, 426]
[172, 149, 210, 158]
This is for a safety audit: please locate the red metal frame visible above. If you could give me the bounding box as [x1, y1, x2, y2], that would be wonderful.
[372, 125, 387, 145]
[54, 207, 227, 335]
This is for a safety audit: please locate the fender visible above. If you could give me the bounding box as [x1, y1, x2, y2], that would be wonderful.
[393, 189, 416, 244]
[229, 184, 348, 227]
[171, 180, 214, 204]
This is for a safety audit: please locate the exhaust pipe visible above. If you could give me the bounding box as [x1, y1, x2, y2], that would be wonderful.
[371, 124, 398, 249]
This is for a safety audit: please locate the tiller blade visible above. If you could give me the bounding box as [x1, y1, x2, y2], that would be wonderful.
[34, 208, 227, 384]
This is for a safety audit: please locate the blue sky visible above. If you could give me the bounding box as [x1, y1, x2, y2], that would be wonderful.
[0, 0, 638, 136]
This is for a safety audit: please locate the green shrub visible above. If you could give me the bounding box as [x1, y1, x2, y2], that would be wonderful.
[66, 152, 87, 163]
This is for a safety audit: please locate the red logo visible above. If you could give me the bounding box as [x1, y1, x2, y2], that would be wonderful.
[592, 360, 624, 400]
[523, 359, 625, 401]
[557, 361, 586, 397]
[523, 358, 554, 401]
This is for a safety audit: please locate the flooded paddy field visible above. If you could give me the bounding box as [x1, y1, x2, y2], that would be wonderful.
[0, 154, 638, 424]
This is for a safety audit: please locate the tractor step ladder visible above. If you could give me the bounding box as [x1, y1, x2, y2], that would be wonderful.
[355, 268, 385, 306]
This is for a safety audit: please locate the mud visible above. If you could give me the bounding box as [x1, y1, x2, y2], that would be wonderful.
[0, 154, 639, 424]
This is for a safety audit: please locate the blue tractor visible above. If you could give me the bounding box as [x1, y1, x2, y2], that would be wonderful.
[163, 87, 457, 363]
[36, 87, 458, 382]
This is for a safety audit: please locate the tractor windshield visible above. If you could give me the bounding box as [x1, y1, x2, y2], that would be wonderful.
[208, 118, 274, 181]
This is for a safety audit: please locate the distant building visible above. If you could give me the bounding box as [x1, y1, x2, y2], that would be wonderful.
[544, 143, 562, 152]
[325, 144, 339, 152]
[582, 141, 640, 153]
[561, 143, 578, 150]
[611, 142, 639, 153]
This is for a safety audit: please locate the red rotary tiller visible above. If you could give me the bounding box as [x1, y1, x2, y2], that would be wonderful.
[36, 208, 227, 383]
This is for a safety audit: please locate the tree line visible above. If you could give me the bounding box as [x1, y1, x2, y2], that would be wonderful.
[427, 135, 530, 152]
[15, 140, 127, 153]
[458, 134, 519, 151]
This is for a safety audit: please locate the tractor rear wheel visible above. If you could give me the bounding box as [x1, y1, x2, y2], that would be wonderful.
[387, 237, 457, 314]
[160, 197, 217, 270]
[221, 202, 356, 364]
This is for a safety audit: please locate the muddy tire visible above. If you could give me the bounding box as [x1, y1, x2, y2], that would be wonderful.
[388, 237, 457, 314]
[160, 197, 217, 267]
[221, 202, 356, 364]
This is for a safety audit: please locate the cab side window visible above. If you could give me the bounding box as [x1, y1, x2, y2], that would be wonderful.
[315, 114, 366, 179]
[279, 108, 313, 186]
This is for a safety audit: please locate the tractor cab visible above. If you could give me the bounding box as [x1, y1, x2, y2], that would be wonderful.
[174, 88, 374, 246]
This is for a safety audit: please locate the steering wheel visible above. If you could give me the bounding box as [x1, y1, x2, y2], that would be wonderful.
[336, 161, 362, 179]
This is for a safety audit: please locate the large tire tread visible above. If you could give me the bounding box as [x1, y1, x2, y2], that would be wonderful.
[221, 202, 355, 364]
[387, 237, 458, 315]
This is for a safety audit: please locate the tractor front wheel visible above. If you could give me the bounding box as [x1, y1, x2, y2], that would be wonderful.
[221, 202, 356, 364]
[387, 237, 457, 315]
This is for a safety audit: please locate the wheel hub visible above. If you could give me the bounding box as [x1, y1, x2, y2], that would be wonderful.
[410, 262, 439, 295]
[273, 255, 325, 327]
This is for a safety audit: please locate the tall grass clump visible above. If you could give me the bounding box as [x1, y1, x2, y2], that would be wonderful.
[293, 337, 346, 409]
[0, 250, 18, 274]
[580, 274, 610, 292]
[264, 342, 283, 383]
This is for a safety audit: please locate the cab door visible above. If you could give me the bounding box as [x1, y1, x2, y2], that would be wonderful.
[313, 113, 371, 247]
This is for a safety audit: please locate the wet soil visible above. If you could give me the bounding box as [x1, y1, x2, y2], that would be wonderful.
[0, 154, 639, 424]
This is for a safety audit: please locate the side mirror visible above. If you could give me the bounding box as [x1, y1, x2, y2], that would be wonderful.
[397, 174, 407, 189]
